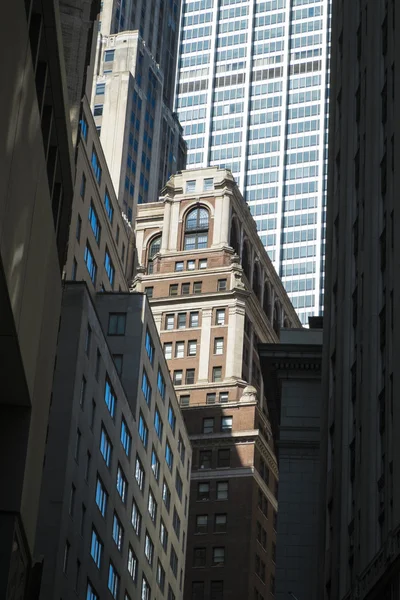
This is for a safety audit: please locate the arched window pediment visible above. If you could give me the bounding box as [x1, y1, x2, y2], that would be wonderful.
[147, 235, 161, 273]
[184, 206, 209, 250]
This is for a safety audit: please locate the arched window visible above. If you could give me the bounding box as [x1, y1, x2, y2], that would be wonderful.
[229, 219, 240, 255]
[263, 281, 271, 318]
[253, 263, 261, 300]
[273, 302, 281, 335]
[147, 235, 161, 274]
[242, 241, 251, 281]
[184, 207, 209, 250]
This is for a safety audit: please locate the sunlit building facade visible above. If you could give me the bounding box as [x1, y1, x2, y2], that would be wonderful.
[175, 0, 331, 324]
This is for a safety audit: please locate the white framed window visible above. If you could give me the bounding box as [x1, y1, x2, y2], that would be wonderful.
[166, 314, 175, 330]
[216, 309, 226, 325]
[188, 340, 197, 356]
[214, 337, 224, 355]
[186, 180, 196, 193]
[203, 177, 214, 191]
[175, 342, 185, 358]
[187, 260, 196, 270]
[199, 258, 208, 269]
[164, 343, 173, 359]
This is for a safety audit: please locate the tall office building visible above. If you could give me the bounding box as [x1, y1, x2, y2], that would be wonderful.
[91, 0, 186, 222]
[175, 0, 331, 324]
[318, 1, 399, 599]
[133, 167, 301, 599]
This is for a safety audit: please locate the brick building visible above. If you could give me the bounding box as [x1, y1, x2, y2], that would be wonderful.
[133, 167, 301, 599]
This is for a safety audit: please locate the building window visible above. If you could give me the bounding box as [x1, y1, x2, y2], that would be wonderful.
[217, 481, 228, 500]
[154, 407, 163, 441]
[168, 586, 176, 600]
[131, 500, 142, 537]
[168, 403, 176, 433]
[217, 279, 227, 291]
[193, 281, 202, 294]
[91, 147, 102, 184]
[112, 513, 124, 551]
[178, 312, 186, 329]
[199, 450, 212, 469]
[182, 282, 190, 295]
[108, 563, 120, 599]
[186, 180, 196, 193]
[199, 258, 208, 269]
[214, 337, 224, 355]
[194, 548, 206, 568]
[100, 427, 112, 467]
[216, 309, 225, 325]
[144, 531, 154, 565]
[170, 284, 178, 296]
[104, 49, 115, 61]
[210, 581, 224, 599]
[166, 441, 174, 471]
[141, 576, 151, 600]
[196, 515, 208, 534]
[108, 313, 126, 335]
[218, 449, 230, 468]
[170, 546, 178, 577]
[93, 104, 103, 116]
[212, 547, 225, 566]
[190, 311, 199, 327]
[178, 433, 186, 464]
[135, 455, 145, 492]
[151, 447, 160, 482]
[80, 172, 86, 198]
[95, 477, 107, 516]
[186, 368, 195, 384]
[221, 416, 233, 432]
[90, 529, 103, 568]
[63, 541, 70, 573]
[113, 353, 123, 375]
[180, 395, 190, 406]
[204, 177, 214, 191]
[76, 214, 82, 242]
[116, 465, 128, 502]
[219, 392, 229, 403]
[212, 366, 222, 382]
[184, 207, 209, 250]
[173, 370, 183, 385]
[175, 261, 184, 271]
[215, 514, 227, 533]
[86, 582, 98, 600]
[104, 378, 116, 417]
[80, 377, 86, 407]
[156, 560, 166, 593]
[120, 419, 132, 457]
[175, 341, 185, 358]
[173, 507, 181, 540]
[157, 368, 166, 400]
[148, 235, 161, 273]
[175, 471, 183, 501]
[72, 258, 78, 280]
[188, 340, 197, 356]
[160, 518, 168, 551]
[166, 314, 175, 330]
[188, 259, 196, 270]
[104, 248, 115, 287]
[145, 329, 155, 365]
[148, 489, 157, 523]
[164, 342, 173, 359]
[206, 393, 216, 404]
[80, 114, 88, 141]
[163, 479, 171, 511]
[96, 82, 105, 95]
[84, 244, 97, 284]
[138, 413, 149, 449]
[145, 286, 153, 298]
[127, 546, 138, 582]
[203, 418, 214, 434]
[141, 370, 152, 406]
[197, 482, 210, 501]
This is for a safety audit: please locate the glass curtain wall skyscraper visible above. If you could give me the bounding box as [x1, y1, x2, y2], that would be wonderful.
[175, 0, 331, 324]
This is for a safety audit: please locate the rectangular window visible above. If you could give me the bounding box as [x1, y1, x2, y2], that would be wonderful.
[204, 177, 214, 191]
[210, 581, 224, 600]
[131, 500, 142, 537]
[186, 369, 195, 384]
[157, 368, 166, 400]
[100, 427, 112, 467]
[199, 450, 212, 469]
[151, 447, 160, 482]
[178, 433, 186, 463]
[221, 416, 233, 432]
[186, 180, 196, 193]
[166, 441, 174, 471]
[108, 313, 126, 335]
[173, 507, 181, 539]
[212, 366, 222, 382]
[164, 342, 172, 359]
[141, 370, 152, 406]
[85, 325, 92, 355]
[96, 82, 105, 95]
[217, 481, 228, 500]
[108, 563, 120, 599]
[90, 529, 103, 568]
[69, 484, 75, 516]
[157, 560, 166, 593]
[214, 337, 224, 355]
[104, 248, 115, 287]
[190, 311, 199, 327]
[116, 465, 128, 502]
[127, 546, 138, 582]
[197, 482, 210, 501]
[182, 282, 190, 295]
[104, 191, 114, 225]
[199, 258, 208, 269]
[166, 313, 175, 330]
[219, 392, 229, 403]
[177, 312, 186, 329]
[148, 489, 157, 523]
[104, 49, 115, 61]
[193, 548, 206, 568]
[80, 376, 86, 407]
[212, 547, 225, 566]
[145, 329, 154, 365]
[142, 576, 151, 600]
[84, 244, 97, 284]
[170, 545, 178, 577]
[216, 309, 226, 325]
[120, 419, 132, 457]
[217, 279, 227, 291]
[135, 455, 145, 491]
[187, 259, 196, 270]
[193, 281, 202, 294]
[79, 114, 88, 141]
[196, 515, 208, 534]
[95, 477, 107, 516]
[87, 582, 98, 600]
[163, 479, 171, 511]
[175, 341, 185, 358]
[72, 258, 77, 280]
[76, 215, 82, 241]
[175, 471, 183, 501]
[80, 172, 86, 198]
[180, 395, 190, 407]
[85, 451, 91, 481]
[203, 418, 214, 434]
[112, 513, 124, 551]
[138, 413, 149, 449]
[215, 514, 227, 533]
[144, 531, 154, 565]
[145, 286, 153, 298]
[206, 393, 216, 404]
[94, 104, 103, 116]
[91, 147, 102, 184]
[168, 585, 176, 600]
[188, 340, 197, 356]
[173, 370, 183, 385]
[175, 261, 184, 272]
[104, 378, 116, 417]
[154, 407, 163, 441]
[170, 284, 178, 296]
[160, 519, 168, 551]
[218, 449, 230, 468]
[95, 350, 101, 380]
[168, 403, 176, 433]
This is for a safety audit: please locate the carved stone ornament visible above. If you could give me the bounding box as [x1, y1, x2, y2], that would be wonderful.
[240, 385, 258, 403]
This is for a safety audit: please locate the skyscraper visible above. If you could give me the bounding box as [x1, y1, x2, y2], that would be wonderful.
[91, 0, 186, 222]
[133, 167, 301, 599]
[175, 0, 331, 324]
[318, 0, 398, 599]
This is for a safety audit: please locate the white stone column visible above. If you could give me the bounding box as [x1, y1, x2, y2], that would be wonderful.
[225, 303, 246, 380]
[161, 199, 172, 251]
[197, 308, 213, 382]
[212, 194, 230, 247]
[169, 201, 181, 251]
[153, 312, 162, 335]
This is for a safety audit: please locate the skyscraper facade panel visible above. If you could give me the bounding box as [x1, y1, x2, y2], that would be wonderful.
[175, 0, 331, 324]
